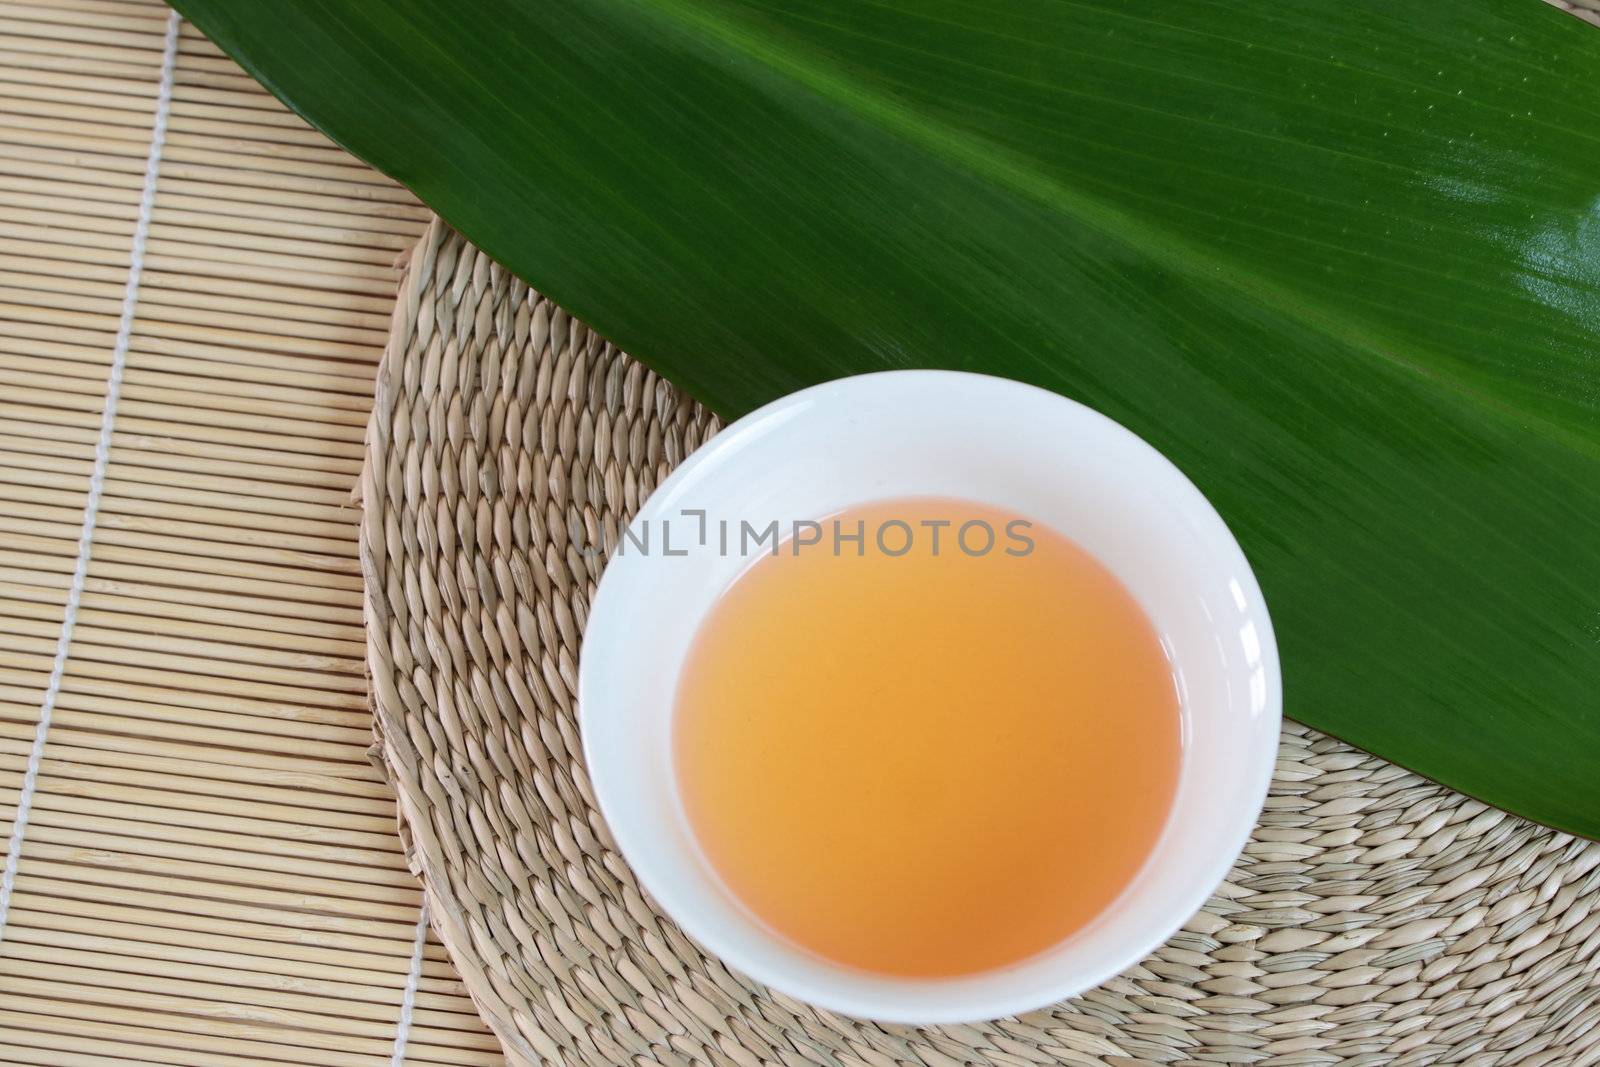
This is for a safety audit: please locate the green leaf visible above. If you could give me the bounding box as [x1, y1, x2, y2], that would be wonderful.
[173, 0, 1600, 835]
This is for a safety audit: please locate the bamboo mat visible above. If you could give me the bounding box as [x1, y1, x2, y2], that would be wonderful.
[1552, 0, 1600, 24]
[0, 1, 503, 1063]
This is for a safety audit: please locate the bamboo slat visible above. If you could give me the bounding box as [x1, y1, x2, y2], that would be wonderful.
[0, 2, 500, 1063]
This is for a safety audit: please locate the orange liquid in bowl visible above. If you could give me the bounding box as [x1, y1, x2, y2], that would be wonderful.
[673, 498, 1181, 977]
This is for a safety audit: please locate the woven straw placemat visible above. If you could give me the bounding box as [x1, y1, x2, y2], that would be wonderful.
[363, 220, 1600, 1067]
[0, 3, 500, 1063]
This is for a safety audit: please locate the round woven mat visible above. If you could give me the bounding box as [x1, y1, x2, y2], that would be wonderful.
[360, 220, 1600, 1067]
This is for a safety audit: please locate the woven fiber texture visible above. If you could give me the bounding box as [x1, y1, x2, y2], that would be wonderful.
[361, 220, 1600, 1067]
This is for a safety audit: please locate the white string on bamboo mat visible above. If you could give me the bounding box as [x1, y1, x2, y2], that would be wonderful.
[392, 902, 430, 1066]
[0, 8, 183, 943]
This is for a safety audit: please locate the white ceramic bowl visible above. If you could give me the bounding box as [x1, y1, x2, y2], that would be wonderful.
[580, 370, 1280, 1024]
